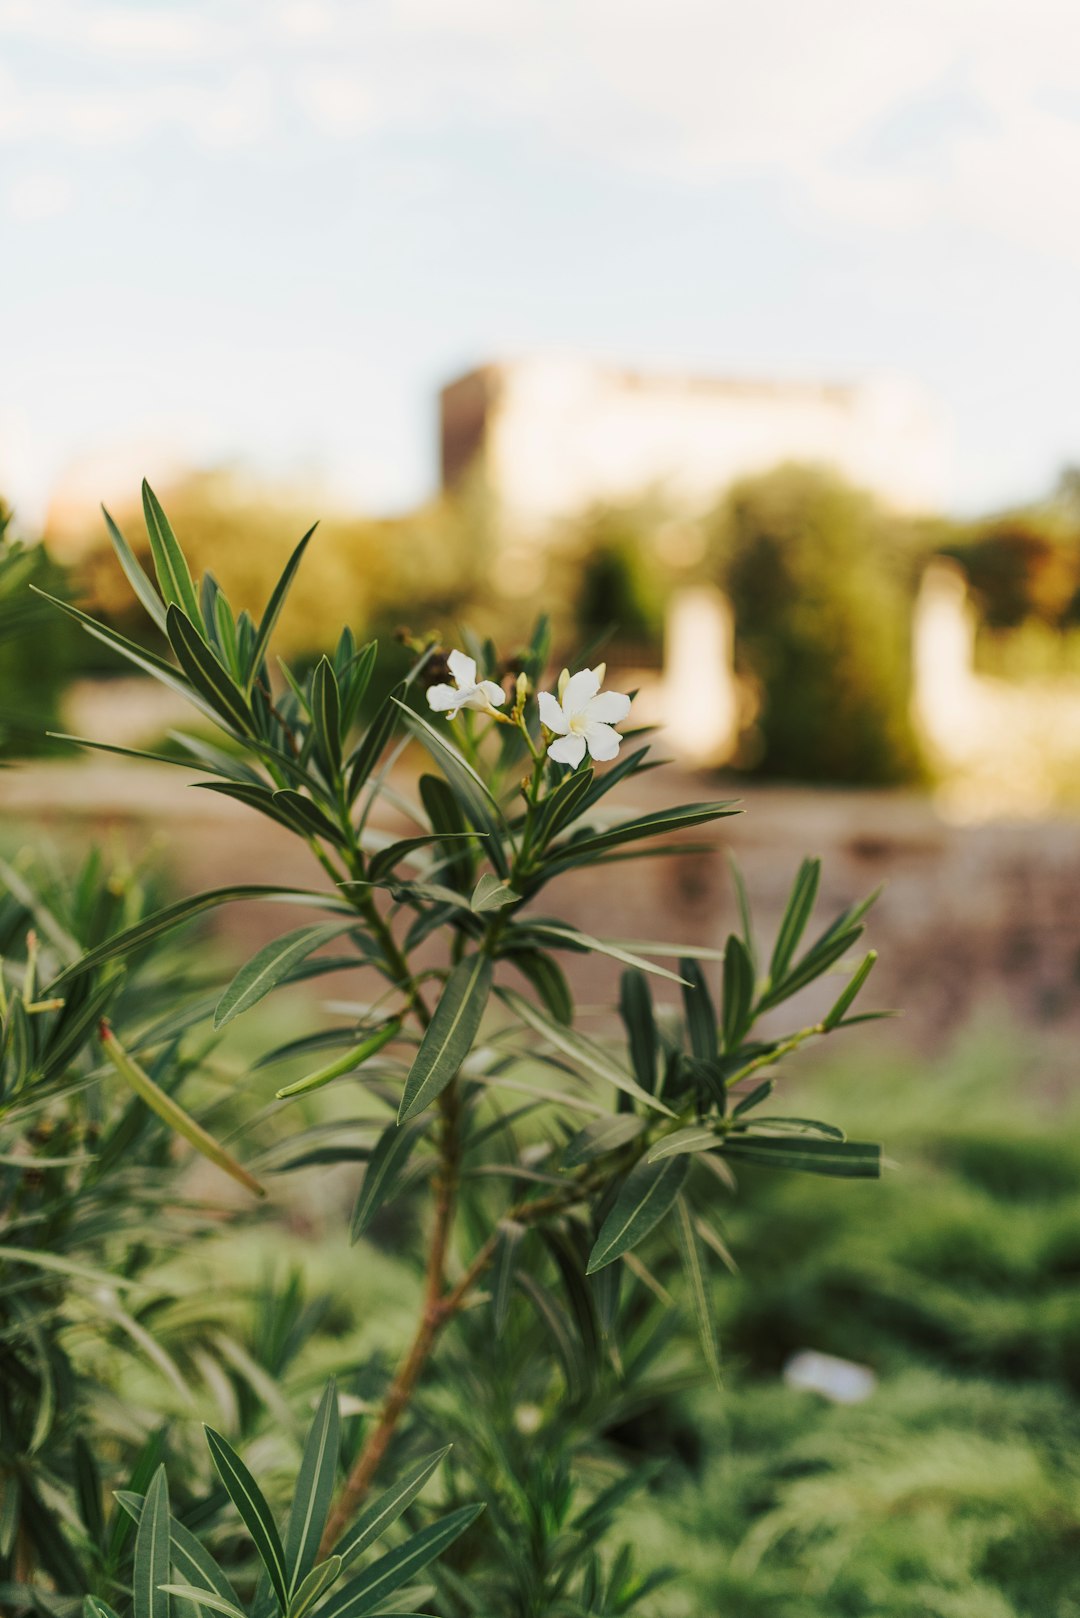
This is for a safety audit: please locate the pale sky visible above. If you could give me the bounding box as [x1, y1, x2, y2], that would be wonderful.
[3, 0, 1080, 530]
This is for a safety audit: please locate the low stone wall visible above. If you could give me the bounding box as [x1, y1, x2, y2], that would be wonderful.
[2, 762, 1077, 1043]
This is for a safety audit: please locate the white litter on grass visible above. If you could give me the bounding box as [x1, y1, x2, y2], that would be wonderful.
[783, 1350, 877, 1405]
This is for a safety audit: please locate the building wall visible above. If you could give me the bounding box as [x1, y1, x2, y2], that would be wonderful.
[440, 356, 948, 527]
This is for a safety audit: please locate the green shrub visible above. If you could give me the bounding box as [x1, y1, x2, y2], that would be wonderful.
[714, 465, 923, 785]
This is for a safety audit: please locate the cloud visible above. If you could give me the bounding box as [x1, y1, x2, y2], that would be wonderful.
[6, 169, 73, 220]
[2, 0, 1080, 257]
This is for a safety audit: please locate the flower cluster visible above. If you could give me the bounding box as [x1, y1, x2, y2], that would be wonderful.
[427, 652, 632, 765]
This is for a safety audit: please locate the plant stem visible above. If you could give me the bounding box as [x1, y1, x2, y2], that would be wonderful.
[319, 1171, 596, 1557]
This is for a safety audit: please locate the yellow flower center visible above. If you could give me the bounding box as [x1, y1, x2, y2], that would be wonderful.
[569, 712, 590, 735]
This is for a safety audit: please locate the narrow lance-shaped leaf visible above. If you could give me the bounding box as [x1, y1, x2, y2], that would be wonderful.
[102, 504, 167, 631]
[275, 1020, 401, 1099]
[204, 1427, 289, 1611]
[215, 922, 355, 1028]
[347, 682, 404, 804]
[721, 1133, 882, 1178]
[133, 1465, 171, 1618]
[563, 1113, 646, 1168]
[50, 883, 351, 988]
[647, 1125, 720, 1162]
[492, 1217, 526, 1336]
[768, 857, 821, 987]
[541, 800, 740, 870]
[398, 953, 493, 1123]
[320, 1504, 484, 1618]
[100, 1023, 264, 1198]
[115, 1491, 242, 1609]
[680, 959, 718, 1062]
[509, 949, 573, 1026]
[498, 986, 675, 1117]
[675, 1193, 721, 1390]
[287, 1557, 342, 1618]
[822, 949, 878, 1030]
[721, 933, 755, 1052]
[619, 969, 658, 1093]
[157, 1590, 243, 1618]
[586, 1153, 689, 1273]
[333, 1445, 451, 1566]
[396, 702, 510, 877]
[246, 522, 317, 692]
[310, 655, 342, 775]
[143, 480, 203, 626]
[351, 1117, 427, 1238]
[166, 606, 254, 736]
[284, 1381, 340, 1592]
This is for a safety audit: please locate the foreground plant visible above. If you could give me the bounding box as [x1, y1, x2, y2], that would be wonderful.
[34, 484, 887, 1597]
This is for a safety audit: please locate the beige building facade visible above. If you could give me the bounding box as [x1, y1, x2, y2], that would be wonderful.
[440, 355, 948, 529]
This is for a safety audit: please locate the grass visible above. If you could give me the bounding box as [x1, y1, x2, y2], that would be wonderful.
[620, 1019, 1080, 1616]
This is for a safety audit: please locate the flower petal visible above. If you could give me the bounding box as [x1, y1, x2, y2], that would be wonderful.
[478, 680, 506, 707]
[583, 690, 631, 724]
[583, 722, 622, 761]
[447, 649, 477, 690]
[427, 683, 461, 713]
[548, 732, 587, 766]
[561, 668, 602, 718]
[538, 691, 569, 734]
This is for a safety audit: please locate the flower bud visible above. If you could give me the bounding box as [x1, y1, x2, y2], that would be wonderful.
[557, 667, 570, 701]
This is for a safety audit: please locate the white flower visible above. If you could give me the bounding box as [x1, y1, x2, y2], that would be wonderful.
[538, 666, 631, 766]
[427, 650, 506, 719]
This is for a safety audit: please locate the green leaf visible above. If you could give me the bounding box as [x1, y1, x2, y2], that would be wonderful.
[215, 923, 355, 1028]
[339, 638, 378, 732]
[143, 480, 203, 625]
[347, 682, 404, 803]
[757, 924, 864, 1012]
[471, 872, 516, 912]
[288, 1557, 342, 1618]
[133, 1465, 171, 1618]
[396, 703, 510, 877]
[647, 1126, 720, 1162]
[563, 1113, 646, 1168]
[508, 949, 573, 1025]
[116, 1491, 242, 1609]
[247, 523, 317, 691]
[166, 606, 254, 735]
[100, 1023, 264, 1197]
[499, 987, 675, 1117]
[321, 1504, 484, 1618]
[522, 923, 691, 985]
[84, 1601, 122, 1618]
[822, 949, 878, 1030]
[727, 853, 757, 974]
[285, 1382, 340, 1592]
[586, 1153, 689, 1272]
[721, 934, 755, 1052]
[768, 857, 821, 986]
[103, 504, 167, 631]
[367, 831, 481, 885]
[532, 766, 594, 849]
[205, 1426, 289, 1610]
[311, 656, 343, 775]
[32, 587, 216, 716]
[721, 1134, 882, 1177]
[619, 970, 658, 1094]
[542, 800, 740, 870]
[274, 789, 347, 845]
[275, 1021, 401, 1099]
[398, 954, 493, 1122]
[49, 883, 349, 987]
[674, 1193, 721, 1389]
[333, 1446, 451, 1567]
[157, 1591, 243, 1618]
[491, 1217, 526, 1336]
[680, 959, 718, 1062]
[418, 773, 474, 890]
[350, 1118, 427, 1238]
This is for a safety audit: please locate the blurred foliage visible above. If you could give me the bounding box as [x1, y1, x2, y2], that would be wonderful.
[50, 468, 499, 664]
[0, 503, 74, 760]
[712, 465, 924, 785]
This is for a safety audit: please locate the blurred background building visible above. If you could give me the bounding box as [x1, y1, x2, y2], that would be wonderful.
[440, 357, 947, 530]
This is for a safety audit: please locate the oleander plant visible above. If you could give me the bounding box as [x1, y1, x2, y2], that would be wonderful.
[3, 484, 889, 1616]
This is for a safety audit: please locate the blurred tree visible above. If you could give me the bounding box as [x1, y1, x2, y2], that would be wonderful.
[714, 464, 923, 785]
